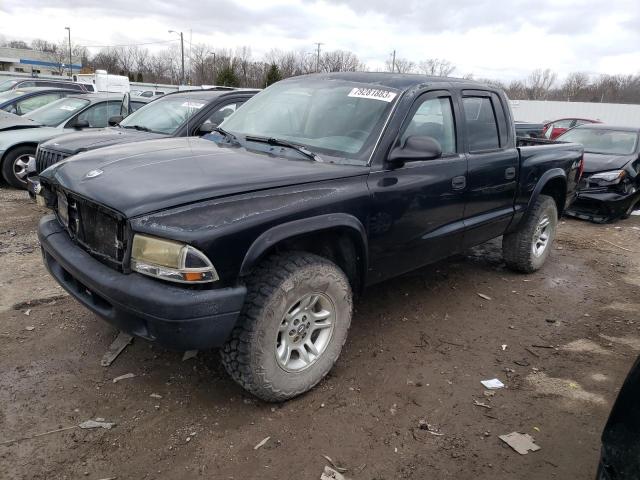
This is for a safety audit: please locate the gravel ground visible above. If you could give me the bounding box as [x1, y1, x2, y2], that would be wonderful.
[1, 187, 639, 480]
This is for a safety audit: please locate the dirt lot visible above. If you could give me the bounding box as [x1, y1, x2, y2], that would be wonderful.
[1, 187, 639, 480]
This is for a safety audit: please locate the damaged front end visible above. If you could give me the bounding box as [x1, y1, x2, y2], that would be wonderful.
[565, 169, 640, 223]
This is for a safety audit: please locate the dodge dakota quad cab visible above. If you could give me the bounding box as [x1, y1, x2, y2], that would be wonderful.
[36, 73, 583, 401]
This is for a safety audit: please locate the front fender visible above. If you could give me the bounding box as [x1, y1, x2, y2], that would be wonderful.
[239, 213, 368, 276]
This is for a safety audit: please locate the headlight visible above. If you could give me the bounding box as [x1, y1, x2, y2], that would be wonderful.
[130, 234, 219, 284]
[589, 170, 626, 185]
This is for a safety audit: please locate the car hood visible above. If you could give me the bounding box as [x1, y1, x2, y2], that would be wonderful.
[41, 127, 168, 155]
[0, 111, 42, 131]
[0, 126, 62, 149]
[583, 152, 637, 173]
[41, 137, 369, 218]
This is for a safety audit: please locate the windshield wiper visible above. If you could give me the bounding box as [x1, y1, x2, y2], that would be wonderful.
[123, 125, 152, 132]
[212, 126, 239, 145]
[244, 135, 322, 162]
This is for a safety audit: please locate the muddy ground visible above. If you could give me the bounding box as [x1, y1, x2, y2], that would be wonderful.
[1, 187, 639, 480]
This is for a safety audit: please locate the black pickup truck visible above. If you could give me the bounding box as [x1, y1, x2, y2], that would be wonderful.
[36, 73, 583, 401]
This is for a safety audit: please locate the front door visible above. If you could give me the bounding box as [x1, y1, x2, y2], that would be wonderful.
[367, 90, 467, 284]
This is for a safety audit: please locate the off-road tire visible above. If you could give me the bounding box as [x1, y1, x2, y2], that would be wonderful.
[221, 251, 353, 402]
[503, 194, 558, 273]
[1, 145, 34, 189]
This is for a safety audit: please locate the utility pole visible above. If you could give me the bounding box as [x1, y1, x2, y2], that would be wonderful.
[208, 51, 216, 84]
[64, 26, 72, 79]
[314, 42, 323, 73]
[391, 50, 396, 73]
[169, 30, 185, 85]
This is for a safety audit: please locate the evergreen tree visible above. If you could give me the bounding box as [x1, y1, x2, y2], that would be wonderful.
[265, 63, 282, 86]
[215, 66, 240, 87]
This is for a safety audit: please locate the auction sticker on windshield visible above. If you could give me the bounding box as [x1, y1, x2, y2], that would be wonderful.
[181, 101, 205, 109]
[59, 105, 77, 111]
[348, 87, 397, 102]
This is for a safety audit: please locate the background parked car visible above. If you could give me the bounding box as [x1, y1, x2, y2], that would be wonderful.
[31, 88, 258, 180]
[0, 77, 88, 93]
[543, 117, 601, 139]
[0, 93, 148, 188]
[515, 121, 545, 138]
[559, 124, 640, 222]
[0, 87, 84, 116]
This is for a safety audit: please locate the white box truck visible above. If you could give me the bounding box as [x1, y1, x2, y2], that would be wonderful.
[74, 70, 130, 93]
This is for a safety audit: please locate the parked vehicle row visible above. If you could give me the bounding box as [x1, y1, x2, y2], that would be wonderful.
[0, 93, 150, 188]
[34, 73, 584, 401]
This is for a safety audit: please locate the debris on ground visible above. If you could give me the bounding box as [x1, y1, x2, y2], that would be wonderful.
[254, 436, 270, 450]
[501, 344, 507, 351]
[79, 419, 116, 430]
[150, 393, 162, 399]
[322, 454, 348, 472]
[477, 293, 492, 300]
[182, 350, 198, 361]
[320, 466, 347, 480]
[473, 400, 492, 409]
[417, 419, 444, 436]
[481, 378, 505, 390]
[25, 326, 35, 331]
[24, 309, 31, 316]
[499, 432, 541, 454]
[112, 373, 135, 383]
[100, 331, 134, 367]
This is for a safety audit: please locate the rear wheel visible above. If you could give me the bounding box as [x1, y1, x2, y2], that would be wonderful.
[221, 251, 353, 402]
[1, 145, 35, 189]
[503, 194, 558, 273]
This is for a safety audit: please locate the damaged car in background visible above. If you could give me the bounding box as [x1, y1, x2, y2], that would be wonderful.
[559, 125, 640, 223]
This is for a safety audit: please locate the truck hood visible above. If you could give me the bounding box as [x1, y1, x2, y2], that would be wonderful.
[41, 127, 167, 155]
[0, 111, 41, 131]
[41, 137, 369, 218]
[583, 152, 636, 173]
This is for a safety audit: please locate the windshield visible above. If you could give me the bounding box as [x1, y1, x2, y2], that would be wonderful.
[120, 95, 207, 134]
[0, 89, 26, 102]
[220, 79, 399, 163]
[24, 97, 90, 127]
[559, 128, 639, 155]
[0, 79, 19, 92]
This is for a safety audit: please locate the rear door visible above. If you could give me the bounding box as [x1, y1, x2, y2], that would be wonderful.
[367, 89, 467, 283]
[461, 91, 518, 247]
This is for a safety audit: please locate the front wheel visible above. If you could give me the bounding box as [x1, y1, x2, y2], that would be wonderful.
[503, 194, 558, 273]
[2, 145, 35, 189]
[221, 251, 353, 402]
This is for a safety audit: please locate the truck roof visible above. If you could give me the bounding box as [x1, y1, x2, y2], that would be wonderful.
[295, 72, 486, 92]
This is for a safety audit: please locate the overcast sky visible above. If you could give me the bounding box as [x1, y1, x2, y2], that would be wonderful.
[1, 0, 639, 81]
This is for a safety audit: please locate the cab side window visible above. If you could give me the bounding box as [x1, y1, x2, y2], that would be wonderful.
[401, 97, 456, 154]
[202, 102, 241, 126]
[76, 102, 122, 128]
[463, 96, 500, 151]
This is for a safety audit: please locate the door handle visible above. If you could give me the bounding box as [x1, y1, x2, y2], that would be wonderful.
[452, 175, 466, 190]
[505, 167, 516, 180]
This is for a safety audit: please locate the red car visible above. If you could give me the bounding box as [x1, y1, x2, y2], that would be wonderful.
[543, 117, 601, 139]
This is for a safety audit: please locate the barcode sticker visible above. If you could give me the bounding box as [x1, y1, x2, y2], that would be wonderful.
[181, 101, 205, 109]
[348, 87, 397, 102]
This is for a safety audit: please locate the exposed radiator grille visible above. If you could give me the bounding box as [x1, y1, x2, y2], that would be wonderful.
[36, 147, 70, 173]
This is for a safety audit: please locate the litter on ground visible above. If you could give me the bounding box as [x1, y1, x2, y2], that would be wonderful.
[499, 432, 541, 455]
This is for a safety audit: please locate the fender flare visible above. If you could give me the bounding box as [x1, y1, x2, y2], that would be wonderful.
[527, 168, 567, 213]
[239, 213, 368, 277]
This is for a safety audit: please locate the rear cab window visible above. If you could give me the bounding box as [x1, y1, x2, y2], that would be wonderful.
[461, 92, 510, 152]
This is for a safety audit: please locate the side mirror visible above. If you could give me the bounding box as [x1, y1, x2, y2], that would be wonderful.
[198, 123, 217, 135]
[108, 115, 123, 126]
[73, 119, 91, 129]
[388, 135, 442, 165]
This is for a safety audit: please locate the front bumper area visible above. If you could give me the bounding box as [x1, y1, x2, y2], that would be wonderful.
[565, 189, 639, 223]
[38, 214, 246, 350]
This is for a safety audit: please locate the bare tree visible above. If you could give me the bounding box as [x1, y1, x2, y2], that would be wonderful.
[561, 72, 590, 101]
[526, 68, 557, 100]
[386, 57, 415, 73]
[320, 50, 364, 72]
[418, 58, 456, 76]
